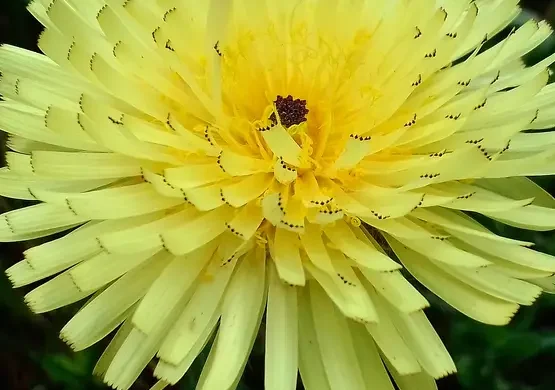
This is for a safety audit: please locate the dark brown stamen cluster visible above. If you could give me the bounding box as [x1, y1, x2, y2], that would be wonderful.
[269, 95, 309, 128]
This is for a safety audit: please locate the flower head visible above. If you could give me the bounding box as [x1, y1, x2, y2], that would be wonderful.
[2, 0, 555, 389]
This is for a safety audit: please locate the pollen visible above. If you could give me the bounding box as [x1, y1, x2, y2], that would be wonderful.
[270, 95, 309, 128]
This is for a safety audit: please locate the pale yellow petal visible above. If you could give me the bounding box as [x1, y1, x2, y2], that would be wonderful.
[265, 263, 298, 390]
[527, 275, 555, 293]
[0, 168, 116, 201]
[364, 285, 422, 376]
[386, 307, 456, 379]
[412, 207, 532, 246]
[348, 321, 395, 390]
[160, 206, 234, 255]
[164, 163, 229, 190]
[392, 233, 491, 268]
[132, 242, 217, 335]
[433, 261, 542, 306]
[98, 206, 200, 254]
[69, 249, 161, 292]
[157, 252, 237, 365]
[304, 260, 377, 324]
[154, 314, 219, 385]
[476, 177, 555, 208]
[0, 203, 86, 241]
[389, 239, 520, 325]
[24, 270, 94, 313]
[221, 173, 273, 208]
[196, 248, 267, 390]
[225, 202, 264, 240]
[485, 205, 555, 231]
[308, 281, 368, 390]
[324, 221, 401, 271]
[61, 253, 171, 351]
[385, 360, 438, 390]
[93, 319, 134, 379]
[456, 233, 555, 272]
[149, 381, 169, 390]
[32, 182, 184, 220]
[260, 124, 303, 166]
[299, 223, 335, 274]
[361, 269, 429, 313]
[271, 228, 305, 286]
[297, 286, 332, 390]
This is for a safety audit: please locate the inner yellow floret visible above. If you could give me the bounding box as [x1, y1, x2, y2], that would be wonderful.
[173, 17, 401, 237]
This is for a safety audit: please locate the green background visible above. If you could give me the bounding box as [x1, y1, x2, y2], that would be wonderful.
[2, 1, 555, 389]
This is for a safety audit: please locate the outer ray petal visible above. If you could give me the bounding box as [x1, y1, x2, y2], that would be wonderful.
[156, 251, 237, 367]
[271, 227, 306, 286]
[195, 248, 267, 390]
[297, 286, 332, 390]
[60, 252, 171, 351]
[348, 321, 395, 389]
[309, 281, 367, 390]
[388, 238, 520, 325]
[265, 264, 298, 390]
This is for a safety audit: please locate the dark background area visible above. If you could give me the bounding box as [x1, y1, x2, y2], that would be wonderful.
[2, 1, 555, 389]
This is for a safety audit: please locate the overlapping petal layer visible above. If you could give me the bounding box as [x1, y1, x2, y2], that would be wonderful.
[2, 1, 555, 389]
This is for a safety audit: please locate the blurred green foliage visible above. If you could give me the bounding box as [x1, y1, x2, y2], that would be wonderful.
[2, 1, 555, 390]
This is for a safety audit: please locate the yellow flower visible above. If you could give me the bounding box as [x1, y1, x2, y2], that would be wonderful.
[2, 0, 555, 389]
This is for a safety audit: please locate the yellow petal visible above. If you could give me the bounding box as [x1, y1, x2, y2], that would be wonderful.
[475, 177, 555, 208]
[299, 223, 335, 274]
[184, 182, 227, 211]
[196, 247, 267, 390]
[333, 135, 372, 170]
[271, 228, 306, 286]
[324, 221, 401, 271]
[297, 286, 332, 390]
[527, 275, 555, 293]
[154, 315, 219, 384]
[61, 252, 171, 351]
[98, 206, 200, 254]
[456, 233, 555, 272]
[274, 157, 298, 185]
[161, 206, 234, 255]
[308, 281, 369, 390]
[265, 263, 298, 390]
[132, 243, 217, 335]
[164, 163, 229, 190]
[433, 261, 542, 306]
[221, 173, 273, 207]
[485, 205, 555, 231]
[361, 270, 429, 313]
[33, 182, 185, 220]
[304, 257, 377, 324]
[364, 284, 421, 376]
[225, 201, 264, 240]
[0, 203, 86, 241]
[386, 307, 456, 379]
[412, 207, 532, 245]
[260, 123, 303, 166]
[389, 239, 519, 326]
[24, 270, 94, 313]
[385, 358, 438, 390]
[31, 151, 143, 179]
[219, 149, 271, 176]
[69, 249, 160, 292]
[348, 321, 395, 390]
[391, 233, 491, 268]
[157, 252, 237, 365]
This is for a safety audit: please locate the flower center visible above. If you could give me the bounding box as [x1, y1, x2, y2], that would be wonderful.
[270, 95, 309, 128]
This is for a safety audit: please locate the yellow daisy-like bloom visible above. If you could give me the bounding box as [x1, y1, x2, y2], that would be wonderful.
[3, 0, 555, 389]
